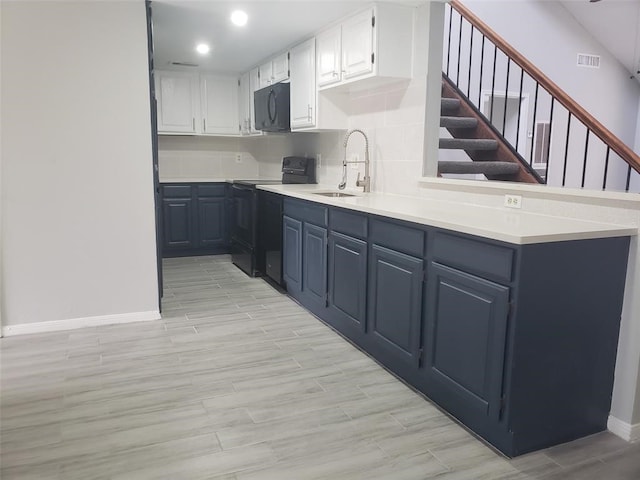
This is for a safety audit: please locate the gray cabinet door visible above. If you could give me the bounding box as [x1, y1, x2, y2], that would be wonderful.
[424, 262, 509, 426]
[197, 197, 226, 247]
[302, 223, 328, 305]
[283, 216, 303, 293]
[162, 198, 193, 250]
[368, 244, 423, 370]
[328, 232, 367, 339]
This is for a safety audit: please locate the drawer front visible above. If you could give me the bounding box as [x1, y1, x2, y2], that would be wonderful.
[197, 184, 226, 197]
[433, 232, 514, 283]
[370, 218, 424, 258]
[162, 185, 192, 198]
[330, 208, 367, 239]
[284, 199, 328, 227]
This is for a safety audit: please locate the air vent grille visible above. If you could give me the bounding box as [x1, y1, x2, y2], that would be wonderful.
[577, 53, 600, 68]
[170, 61, 199, 67]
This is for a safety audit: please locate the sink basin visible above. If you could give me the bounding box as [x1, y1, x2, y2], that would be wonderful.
[312, 192, 357, 198]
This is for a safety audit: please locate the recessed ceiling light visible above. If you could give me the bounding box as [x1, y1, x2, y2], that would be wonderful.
[196, 43, 210, 55]
[230, 10, 248, 27]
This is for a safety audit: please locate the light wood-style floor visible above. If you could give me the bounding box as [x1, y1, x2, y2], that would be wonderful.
[1, 255, 639, 479]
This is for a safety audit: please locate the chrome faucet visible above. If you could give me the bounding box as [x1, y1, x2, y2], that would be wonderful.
[339, 129, 371, 193]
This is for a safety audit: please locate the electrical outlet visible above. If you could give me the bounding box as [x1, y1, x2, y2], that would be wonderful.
[350, 154, 359, 169]
[235, 153, 242, 163]
[316, 154, 322, 168]
[504, 194, 522, 209]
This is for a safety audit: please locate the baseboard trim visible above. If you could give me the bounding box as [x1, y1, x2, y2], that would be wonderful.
[608, 415, 640, 442]
[1, 310, 161, 336]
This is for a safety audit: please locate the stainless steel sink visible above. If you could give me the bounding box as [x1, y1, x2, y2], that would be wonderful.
[312, 192, 358, 198]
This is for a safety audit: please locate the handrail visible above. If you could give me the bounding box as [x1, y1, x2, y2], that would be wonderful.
[449, 0, 640, 175]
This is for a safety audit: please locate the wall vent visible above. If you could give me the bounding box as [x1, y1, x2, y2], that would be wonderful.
[577, 53, 600, 68]
[170, 61, 199, 67]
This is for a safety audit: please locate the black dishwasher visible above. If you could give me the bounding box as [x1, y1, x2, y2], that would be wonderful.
[258, 190, 284, 286]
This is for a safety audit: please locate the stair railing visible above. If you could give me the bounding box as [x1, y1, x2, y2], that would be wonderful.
[444, 0, 640, 192]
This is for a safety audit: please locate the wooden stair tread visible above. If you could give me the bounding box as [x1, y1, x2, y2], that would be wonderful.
[439, 138, 498, 150]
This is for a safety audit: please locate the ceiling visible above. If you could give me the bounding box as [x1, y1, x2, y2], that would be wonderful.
[151, 1, 380, 74]
[151, 0, 640, 83]
[561, 0, 640, 82]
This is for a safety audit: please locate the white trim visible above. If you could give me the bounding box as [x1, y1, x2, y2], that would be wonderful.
[1, 310, 161, 336]
[608, 415, 640, 442]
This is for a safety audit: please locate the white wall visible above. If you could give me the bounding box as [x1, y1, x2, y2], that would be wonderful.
[1, 1, 159, 330]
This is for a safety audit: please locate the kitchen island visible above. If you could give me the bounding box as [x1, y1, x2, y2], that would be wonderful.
[259, 183, 636, 457]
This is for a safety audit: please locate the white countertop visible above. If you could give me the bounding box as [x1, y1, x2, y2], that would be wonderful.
[258, 184, 638, 245]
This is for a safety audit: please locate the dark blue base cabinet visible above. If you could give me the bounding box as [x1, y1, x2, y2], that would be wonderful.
[282, 197, 630, 457]
[161, 183, 230, 257]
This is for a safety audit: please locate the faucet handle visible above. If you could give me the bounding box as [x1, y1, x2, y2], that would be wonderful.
[356, 172, 364, 187]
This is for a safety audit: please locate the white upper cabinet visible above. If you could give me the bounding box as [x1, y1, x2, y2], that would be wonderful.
[258, 62, 272, 89]
[341, 9, 375, 80]
[155, 70, 240, 136]
[238, 68, 262, 136]
[290, 38, 316, 129]
[271, 52, 290, 83]
[200, 74, 239, 135]
[316, 26, 342, 88]
[316, 4, 413, 90]
[238, 71, 251, 135]
[259, 51, 290, 89]
[249, 68, 261, 134]
[156, 71, 198, 133]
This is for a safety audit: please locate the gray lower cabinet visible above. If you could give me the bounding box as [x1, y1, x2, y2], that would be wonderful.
[280, 197, 631, 457]
[282, 200, 329, 316]
[161, 183, 229, 257]
[163, 197, 193, 250]
[367, 244, 423, 373]
[282, 216, 302, 293]
[327, 232, 368, 342]
[302, 223, 328, 308]
[423, 262, 510, 438]
[197, 197, 227, 248]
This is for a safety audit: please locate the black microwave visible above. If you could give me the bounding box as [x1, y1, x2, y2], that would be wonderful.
[254, 82, 290, 132]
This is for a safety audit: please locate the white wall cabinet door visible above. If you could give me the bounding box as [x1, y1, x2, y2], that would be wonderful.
[200, 74, 239, 135]
[258, 61, 272, 89]
[271, 52, 290, 84]
[342, 9, 374, 80]
[249, 67, 261, 134]
[290, 38, 316, 129]
[156, 71, 198, 133]
[316, 26, 342, 88]
[259, 52, 290, 89]
[238, 71, 251, 135]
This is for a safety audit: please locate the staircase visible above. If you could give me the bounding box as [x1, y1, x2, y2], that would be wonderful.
[440, 0, 640, 192]
[438, 75, 541, 183]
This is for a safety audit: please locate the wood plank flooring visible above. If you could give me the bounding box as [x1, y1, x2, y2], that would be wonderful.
[1, 255, 639, 479]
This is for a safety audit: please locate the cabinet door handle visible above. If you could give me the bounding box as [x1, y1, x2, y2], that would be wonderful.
[192, 118, 195, 131]
[308, 105, 312, 121]
[203, 118, 206, 131]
